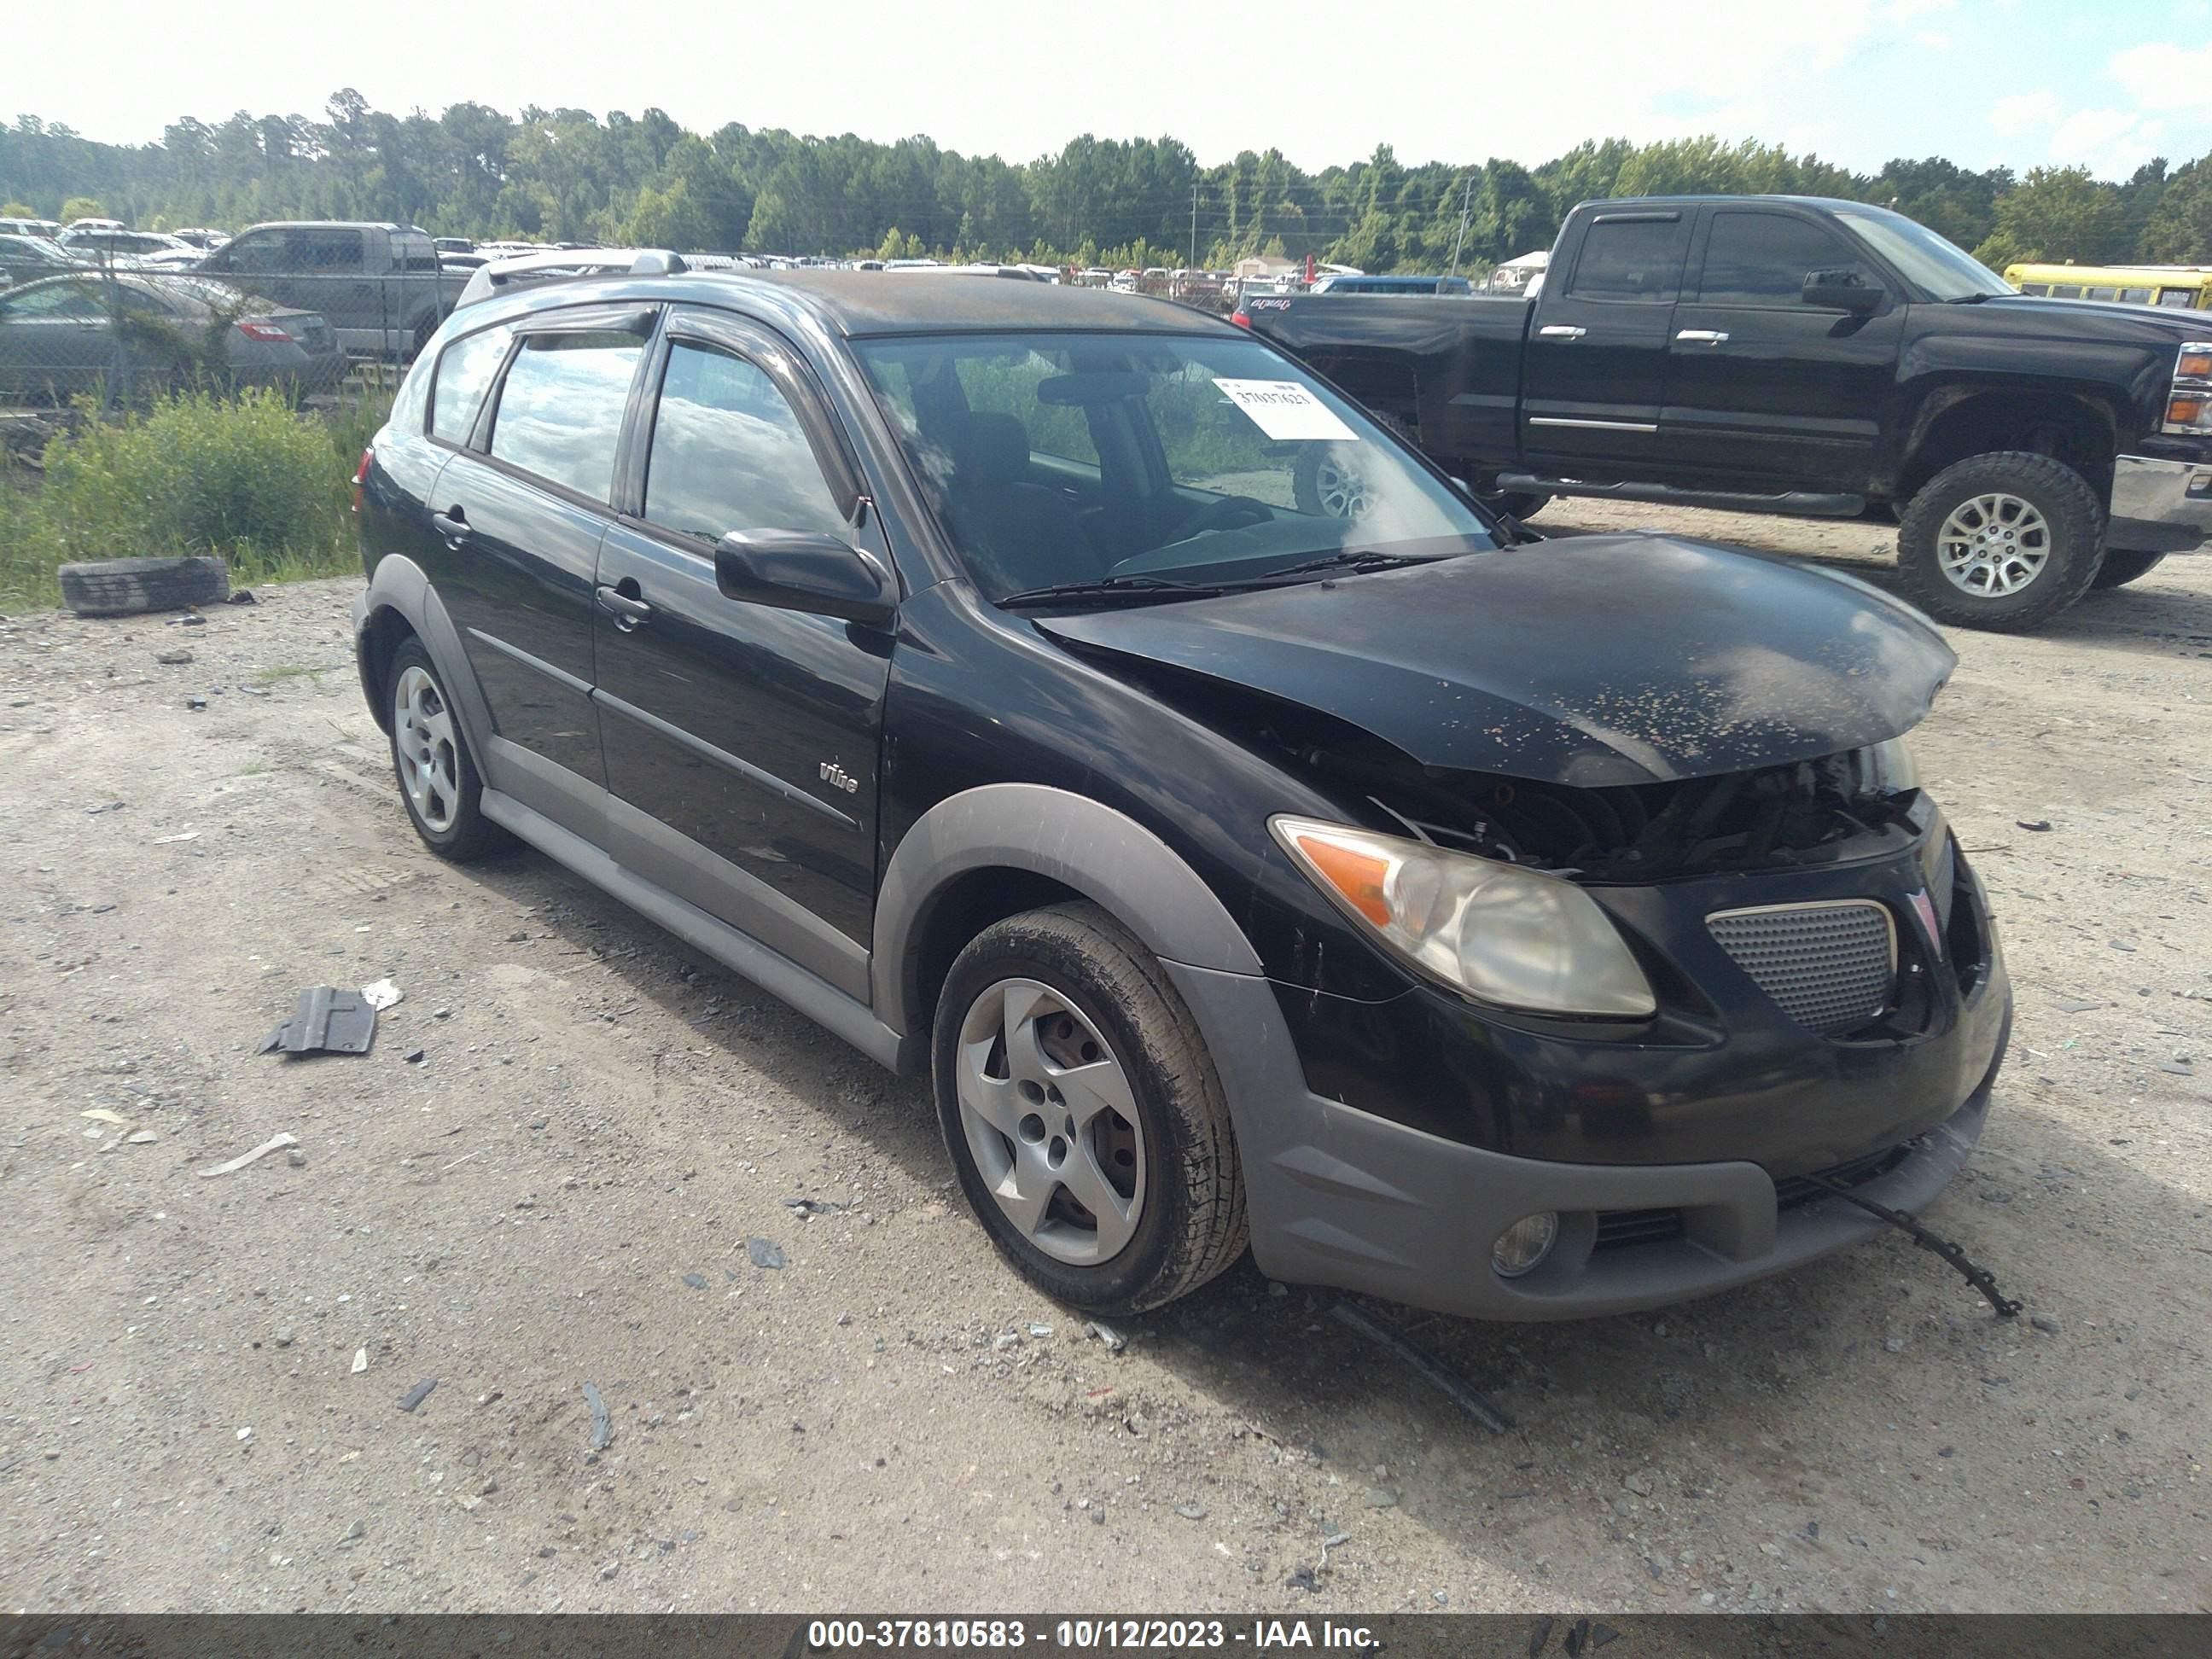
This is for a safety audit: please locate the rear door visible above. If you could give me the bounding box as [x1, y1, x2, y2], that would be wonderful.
[591, 307, 893, 996]
[1659, 205, 1902, 490]
[1519, 208, 1690, 473]
[422, 305, 655, 823]
[0, 277, 113, 396]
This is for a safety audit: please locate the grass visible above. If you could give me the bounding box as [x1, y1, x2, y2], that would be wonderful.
[0, 381, 394, 613]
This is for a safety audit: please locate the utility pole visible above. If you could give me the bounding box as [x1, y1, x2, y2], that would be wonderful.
[1448, 172, 1474, 278]
[1190, 181, 1198, 269]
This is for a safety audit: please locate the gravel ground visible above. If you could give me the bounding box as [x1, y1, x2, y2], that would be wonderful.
[2, 515, 2208, 1617]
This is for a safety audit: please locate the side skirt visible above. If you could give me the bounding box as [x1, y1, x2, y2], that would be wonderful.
[478, 787, 907, 1073]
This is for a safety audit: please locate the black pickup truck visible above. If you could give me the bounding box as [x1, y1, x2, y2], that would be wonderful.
[1239, 195, 2212, 629]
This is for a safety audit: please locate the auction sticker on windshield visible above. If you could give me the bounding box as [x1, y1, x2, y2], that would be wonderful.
[1212, 378, 1358, 441]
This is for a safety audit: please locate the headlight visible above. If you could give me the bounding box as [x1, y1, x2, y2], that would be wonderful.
[1271, 816, 1656, 1018]
[1863, 736, 1918, 794]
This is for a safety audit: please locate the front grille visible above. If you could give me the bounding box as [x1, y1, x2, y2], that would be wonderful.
[1708, 900, 1896, 1036]
[1592, 1142, 1914, 1253]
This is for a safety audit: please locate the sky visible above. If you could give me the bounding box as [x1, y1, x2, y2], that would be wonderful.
[15, 0, 2212, 181]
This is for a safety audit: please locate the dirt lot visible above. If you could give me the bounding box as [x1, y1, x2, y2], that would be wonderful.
[2, 509, 2209, 1617]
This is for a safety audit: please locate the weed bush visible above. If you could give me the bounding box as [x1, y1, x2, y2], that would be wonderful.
[0, 386, 393, 608]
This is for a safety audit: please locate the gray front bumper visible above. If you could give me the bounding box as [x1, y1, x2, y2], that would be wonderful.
[1166, 961, 2005, 1323]
[2110, 453, 2212, 554]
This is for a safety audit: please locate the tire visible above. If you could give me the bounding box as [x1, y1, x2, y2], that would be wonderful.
[384, 637, 509, 861]
[932, 902, 1247, 1316]
[1293, 442, 1376, 520]
[1479, 490, 1549, 521]
[1895, 451, 2105, 632]
[57, 555, 229, 617]
[2091, 548, 2167, 591]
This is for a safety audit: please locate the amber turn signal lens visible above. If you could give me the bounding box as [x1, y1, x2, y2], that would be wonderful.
[2178, 350, 2212, 380]
[2170, 395, 2209, 428]
[1293, 834, 1393, 926]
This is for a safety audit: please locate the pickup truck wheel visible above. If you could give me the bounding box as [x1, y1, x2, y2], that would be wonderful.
[1293, 444, 1375, 520]
[933, 902, 1248, 1316]
[2091, 549, 2166, 590]
[1481, 490, 1550, 521]
[1895, 451, 2104, 632]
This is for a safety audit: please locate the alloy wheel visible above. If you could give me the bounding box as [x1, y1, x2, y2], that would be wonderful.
[393, 664, 461, 833]
[1935, 491, 2051, 597]
[954, 978, 1146, 1266]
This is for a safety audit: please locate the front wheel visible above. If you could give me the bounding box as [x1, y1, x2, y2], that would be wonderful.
[1895, 451, 2106, 632]
[2091, 549, 2167, 591]
[932, 903, 1247, 1315]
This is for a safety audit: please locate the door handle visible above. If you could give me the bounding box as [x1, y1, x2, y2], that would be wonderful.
[1538, 324, 1587, 339]
[1675, 329, 1731, 344]
[596, 585, 654, 631]
[431, 507, 469, 544]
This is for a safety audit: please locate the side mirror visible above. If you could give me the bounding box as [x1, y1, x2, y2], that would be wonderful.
[1802, 269, 1882, 314]
[715, 528, 896, 626]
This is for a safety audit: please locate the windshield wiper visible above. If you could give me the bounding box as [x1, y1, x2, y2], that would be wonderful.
[1942, 292, 1996, 304]
[1232, 549, 1456, 584]
[996, 573, 1228, 608]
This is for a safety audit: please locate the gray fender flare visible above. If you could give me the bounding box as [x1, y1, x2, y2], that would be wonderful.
[871, 783, 1264, 1040]
[353, 553, 497, 768]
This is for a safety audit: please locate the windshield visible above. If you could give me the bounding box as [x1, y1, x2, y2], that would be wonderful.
[855, 331, 1494, 602]
[1831, 205, 2011, 301]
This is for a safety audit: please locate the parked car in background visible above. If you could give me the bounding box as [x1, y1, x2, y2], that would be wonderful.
[1242, 194, 2212, 629]
[172, 227, 230, 250]
[196, 221, 468, 357]
[1487, 250, 1549, 295]
[351, 270, 2005, 1324]
[56, 228, 199, 265]
[0, 217, 62, 241]
[451, 246, 688, 311]
[1310, 272, 1473, 295]
[62, 217, 128, 234]
[0, 271, 346, 399]
[2004, 262, 2212, 311]
[433, 236, 475, 256]
[0, 232, 84, 287]
[884, 262, 1048, 280]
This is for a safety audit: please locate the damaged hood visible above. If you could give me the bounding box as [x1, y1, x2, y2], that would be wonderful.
[1038, 534, 1955, 788]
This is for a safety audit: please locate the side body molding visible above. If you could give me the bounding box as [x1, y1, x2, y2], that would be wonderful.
[352, 554, 498, 771]
[873, 783, 1266, 1043]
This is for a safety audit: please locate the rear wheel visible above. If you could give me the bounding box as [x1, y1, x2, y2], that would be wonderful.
[385, 637, 509, 861]
[1293, 442, 1377, 520]
[932, 903, 1247, 1315]
[1895, 451, 2105, 632]
[2091, 548, 2167, 591]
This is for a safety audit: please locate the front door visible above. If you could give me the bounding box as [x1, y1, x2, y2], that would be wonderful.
[591, 309, 893, 998]
[1520, 208, 1691, 474]
[423, 310, 653, 809]
[1659, 206, 1902, 491]
[0, 277, 114, 397]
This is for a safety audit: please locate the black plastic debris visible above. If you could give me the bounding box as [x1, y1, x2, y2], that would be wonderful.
[226, 589, 257, 605]
[397, 1378, 437, 1413]
[582, 1382, 613, 1451]
[781, 1196, 845, 1215]
[2016, 819, 2052, 832]
[258, 987, 376, 1057]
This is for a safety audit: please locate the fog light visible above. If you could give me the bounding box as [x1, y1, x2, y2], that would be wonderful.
[1492, 1212, 1559, 1278]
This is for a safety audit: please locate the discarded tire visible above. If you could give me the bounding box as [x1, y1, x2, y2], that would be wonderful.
[57, 555, 230, 618]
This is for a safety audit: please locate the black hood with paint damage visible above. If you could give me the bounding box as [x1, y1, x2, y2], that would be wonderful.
[1037, 533, 1955, 789]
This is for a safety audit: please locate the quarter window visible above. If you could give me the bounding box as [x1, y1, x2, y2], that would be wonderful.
[486, 331, 642, 501]
[1567, 217, 1687, 303]
[2120, 288, 2153, 306]
[2158, 288, 2197, 308]
[430, 323, 513, 444]
[643, 340, 848, 542]
[1697, 212, 1864, 306]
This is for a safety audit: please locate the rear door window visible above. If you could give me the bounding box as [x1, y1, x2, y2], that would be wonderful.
[294, 230, 364, 270]
[486, 330, 643, 501]
[642, 339, 848, 542]
[430, 323, 514, 444]
[1567, 216, 1688, 302]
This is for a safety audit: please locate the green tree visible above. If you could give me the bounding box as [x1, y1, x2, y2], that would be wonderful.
[1972, 166, 2129, 265]
[61, 195, 103, 222]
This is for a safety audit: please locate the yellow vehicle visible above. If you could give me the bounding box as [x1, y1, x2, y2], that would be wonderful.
[2003, 263, 2212, 310]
